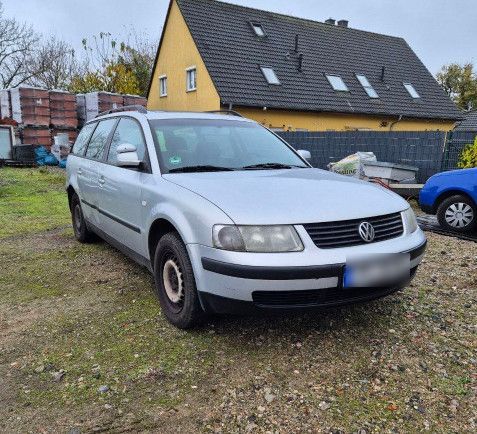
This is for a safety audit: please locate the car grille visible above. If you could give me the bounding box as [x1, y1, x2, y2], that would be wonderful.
[303, 212, 404, 249]
[252, 286, 395, 307]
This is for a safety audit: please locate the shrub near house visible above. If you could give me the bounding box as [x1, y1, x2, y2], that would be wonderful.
[459, 137, 477, 168]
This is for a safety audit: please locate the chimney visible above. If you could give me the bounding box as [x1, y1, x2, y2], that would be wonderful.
[325, 18, 336, 25]
[337, 20, 349, 28]
[298, 53, 304, 72]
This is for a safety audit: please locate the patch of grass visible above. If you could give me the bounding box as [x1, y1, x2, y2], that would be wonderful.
[0, 167, 69, 238]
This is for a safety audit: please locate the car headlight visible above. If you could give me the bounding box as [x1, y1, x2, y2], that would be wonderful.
[213, 225, 304, 252]
[402, 207, 418, 233]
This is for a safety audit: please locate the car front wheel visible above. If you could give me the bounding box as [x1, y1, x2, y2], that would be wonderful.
[153, 232, 205, 329]
[437, 195, 477, 233]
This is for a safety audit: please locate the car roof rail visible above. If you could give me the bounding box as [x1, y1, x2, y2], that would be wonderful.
[96, 105, 147, 118]
[205, 110, 244, 118]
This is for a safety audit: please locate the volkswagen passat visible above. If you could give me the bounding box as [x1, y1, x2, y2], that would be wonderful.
[66, 108, 427, 328]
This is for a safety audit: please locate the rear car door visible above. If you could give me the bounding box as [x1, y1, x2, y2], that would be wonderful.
[98, 117, 149, 256]
[81, 118, 118, 228]
[73, 122, 97, 223]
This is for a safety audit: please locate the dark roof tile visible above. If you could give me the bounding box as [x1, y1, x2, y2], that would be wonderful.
[176, 0, 462, 121]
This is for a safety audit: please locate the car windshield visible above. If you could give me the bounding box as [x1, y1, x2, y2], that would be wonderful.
[149, 119, 309, 173]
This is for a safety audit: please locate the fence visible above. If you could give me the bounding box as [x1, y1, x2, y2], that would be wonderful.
[277, 130, 477, 183]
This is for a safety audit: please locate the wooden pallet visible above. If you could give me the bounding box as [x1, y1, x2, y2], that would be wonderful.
[417, 215, 477, 243]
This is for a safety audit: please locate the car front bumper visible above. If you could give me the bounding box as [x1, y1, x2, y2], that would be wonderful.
[187, 228, 427, 314]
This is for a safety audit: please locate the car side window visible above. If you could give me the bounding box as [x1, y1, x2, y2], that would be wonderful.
[85, 118, 117, 160]
[72, 122, 97, 156]
[108, 118, 146, 165]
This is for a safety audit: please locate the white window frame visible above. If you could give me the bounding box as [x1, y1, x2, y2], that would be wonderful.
[159, 75, 167, 97]
[403, 82, 420, 99]
[356, 74, 379, 98]
[326, 75, 349, 92]
[260, 66, 280, 85]
[186, 66, 197, 92]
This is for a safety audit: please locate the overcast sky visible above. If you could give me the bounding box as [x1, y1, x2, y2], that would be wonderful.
[3, 0, 476, 75]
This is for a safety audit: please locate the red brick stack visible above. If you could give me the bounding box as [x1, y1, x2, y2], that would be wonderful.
[10, 87, 51, 148]
[123, 94, 147, 108]
[85, 92, 124, 121]
[49, 90, 78, 148]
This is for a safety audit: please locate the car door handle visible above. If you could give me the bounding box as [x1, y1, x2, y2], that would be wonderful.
[99, 176, 105, 185]
[78, 168, 83, 175]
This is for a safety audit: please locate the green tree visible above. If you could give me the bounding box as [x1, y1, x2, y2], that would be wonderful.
[436, 63, 477, 110]
[72, 31, 155, 96]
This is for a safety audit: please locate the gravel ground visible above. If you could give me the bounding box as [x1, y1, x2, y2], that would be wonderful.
[0, 168, 476, 433]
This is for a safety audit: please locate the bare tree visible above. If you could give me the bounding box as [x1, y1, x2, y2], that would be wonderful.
[0, 2, 41, 88]
[27, 37, 78, 90]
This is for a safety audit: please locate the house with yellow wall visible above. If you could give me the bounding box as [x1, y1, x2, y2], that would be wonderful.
[148, 0, 462, 132]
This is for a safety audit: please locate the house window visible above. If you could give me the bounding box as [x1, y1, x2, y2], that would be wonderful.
[326, 75, 349, 92]
[260, 66, 280, 85]
[186, 67, 197, 92]
[251, 22, 266, 37]
[404, 83, 420, 99]
[356, 74, 378, 98]
[159, 76, 167, 97]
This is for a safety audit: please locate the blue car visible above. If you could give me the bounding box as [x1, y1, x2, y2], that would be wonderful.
[420, 168, 477, 233]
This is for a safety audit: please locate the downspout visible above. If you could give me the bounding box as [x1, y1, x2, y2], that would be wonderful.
[390, 115, 403, 131]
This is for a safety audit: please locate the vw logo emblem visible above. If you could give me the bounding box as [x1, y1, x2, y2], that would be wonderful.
[358, 221, 375, 242]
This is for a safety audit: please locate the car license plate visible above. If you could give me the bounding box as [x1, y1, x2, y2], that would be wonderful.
[344, 253, 410, 288]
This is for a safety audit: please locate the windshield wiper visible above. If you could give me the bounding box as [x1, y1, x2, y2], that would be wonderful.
[242, 163, 305, 170]
[168, 165, 235, 173]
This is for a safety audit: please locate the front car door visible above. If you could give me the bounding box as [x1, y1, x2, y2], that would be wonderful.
[98, 117, 149, 257]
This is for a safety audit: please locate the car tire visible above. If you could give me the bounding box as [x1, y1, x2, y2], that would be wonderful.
[437, 195, 477, 233]
[153, 232, 205, 329]
[71, 194, 96, 243]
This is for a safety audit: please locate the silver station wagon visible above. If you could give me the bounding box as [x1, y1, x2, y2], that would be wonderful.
[66, 107, 427, 329]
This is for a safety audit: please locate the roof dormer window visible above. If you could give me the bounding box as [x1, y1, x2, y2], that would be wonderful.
[356, 74, 379, 98]
[261, 66, 280, 85]
[250, 22, 266, 37]
[403, 83, 420, 99]
[326, 75, 349, 92]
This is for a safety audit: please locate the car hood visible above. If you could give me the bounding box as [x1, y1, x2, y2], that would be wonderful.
[163, 169, 409, 225]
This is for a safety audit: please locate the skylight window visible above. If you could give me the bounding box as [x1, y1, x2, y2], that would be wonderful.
[261, 66, 280, 85]
[404, 83, 420, 99]
[251, 22, 266, 37]
[326, 75, 349, 92]
[356, 74, 378, 98]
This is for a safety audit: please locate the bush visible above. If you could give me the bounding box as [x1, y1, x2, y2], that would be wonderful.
[458, 137, 477, 168]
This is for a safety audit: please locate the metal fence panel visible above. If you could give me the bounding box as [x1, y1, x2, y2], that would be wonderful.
[277, 130, 476, 183]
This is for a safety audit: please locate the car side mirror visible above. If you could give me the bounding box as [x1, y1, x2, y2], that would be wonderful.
[117, 143, 142, 168]
[297, 149, 311, 160]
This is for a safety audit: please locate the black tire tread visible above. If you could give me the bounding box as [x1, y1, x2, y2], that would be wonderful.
[436, 194, 477, 233]
[153, 232, 205, 329]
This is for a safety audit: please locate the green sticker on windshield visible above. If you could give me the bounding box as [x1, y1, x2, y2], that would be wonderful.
[169, 156, 182, 165]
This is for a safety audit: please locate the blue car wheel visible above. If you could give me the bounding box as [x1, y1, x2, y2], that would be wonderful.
[437, 195, 476, 233]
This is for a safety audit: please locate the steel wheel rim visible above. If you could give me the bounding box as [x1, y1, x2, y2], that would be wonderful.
[445, 203, 474, 228]
[162, 256, 184, 306]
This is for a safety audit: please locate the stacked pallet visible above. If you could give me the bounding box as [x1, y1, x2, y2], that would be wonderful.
[0, 87, 148, 151]
[123, 94, 147, 108]
[10, 87, 51, 148]
[49, 90, 78, 148]
[85, 92, 124, 122]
